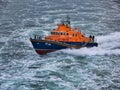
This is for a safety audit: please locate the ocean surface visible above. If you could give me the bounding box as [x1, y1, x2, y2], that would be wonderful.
[0, 0, 120, 90]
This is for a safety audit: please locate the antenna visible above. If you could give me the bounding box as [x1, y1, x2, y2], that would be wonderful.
[60, 16, 71, 26]
[66, 16, 70, 25]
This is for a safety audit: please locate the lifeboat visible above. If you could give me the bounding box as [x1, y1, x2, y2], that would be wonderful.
[30, 17, 98, 55]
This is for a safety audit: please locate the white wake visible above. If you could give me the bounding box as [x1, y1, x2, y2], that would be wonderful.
[61, 32, 120, 56]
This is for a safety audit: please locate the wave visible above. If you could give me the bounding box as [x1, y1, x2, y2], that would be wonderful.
[61, 32, 120, 56]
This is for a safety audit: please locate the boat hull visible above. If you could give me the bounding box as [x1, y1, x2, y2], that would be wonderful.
[30, 39, 98, 55]
[35, 49, 56, 55]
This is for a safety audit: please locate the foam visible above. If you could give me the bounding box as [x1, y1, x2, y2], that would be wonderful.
[62, 32, 120, 56]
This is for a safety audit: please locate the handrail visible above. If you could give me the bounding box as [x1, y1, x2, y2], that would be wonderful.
[32, 35, 46, 40]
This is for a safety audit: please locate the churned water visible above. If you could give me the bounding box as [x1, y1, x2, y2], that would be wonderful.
[0, 0, 120, 90]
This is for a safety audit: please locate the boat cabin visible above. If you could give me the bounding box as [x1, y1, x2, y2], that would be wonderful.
[45, 17, 91, 43]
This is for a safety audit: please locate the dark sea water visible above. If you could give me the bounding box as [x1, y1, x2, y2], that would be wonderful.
[0, 0, 120, 90]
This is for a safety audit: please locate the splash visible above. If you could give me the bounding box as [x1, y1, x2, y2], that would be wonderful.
[61, 32, 120, 56]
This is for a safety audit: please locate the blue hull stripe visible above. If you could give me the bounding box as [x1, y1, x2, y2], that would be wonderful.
[30, 39, 98, 50]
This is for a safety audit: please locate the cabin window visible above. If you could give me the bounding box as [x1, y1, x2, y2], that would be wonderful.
[51, 32, 70, 36]
[51, 32, 54, 34]
[72, 34, 74, 37]
[72, 34, 77, 37]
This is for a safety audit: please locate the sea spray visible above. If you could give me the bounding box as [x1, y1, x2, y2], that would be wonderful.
[61, 32, 120, 56]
